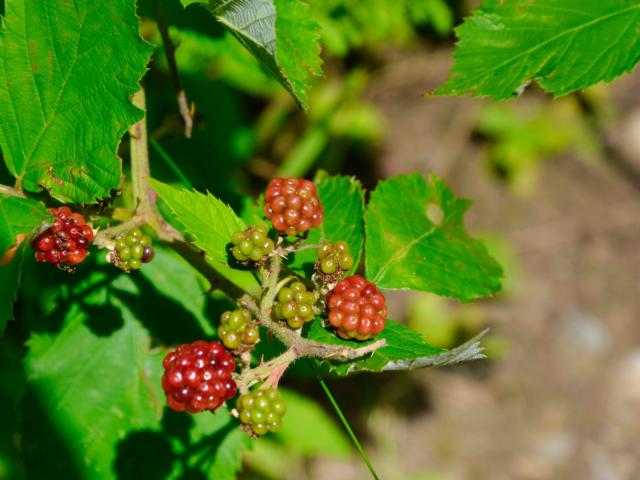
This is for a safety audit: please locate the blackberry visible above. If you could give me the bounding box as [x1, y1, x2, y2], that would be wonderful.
[264, 178, 323, 236]
[218, 309, 260, 350]
[316, 240, 354, 275]
[32, 207, 93, 269]
[231, 225, 274, 263]
[162, 341, 238, 413]
[326, 275, 387, 341]
[112, 228, 154, 272]
[274, 281, 317, 329]
[237, 388, 286, 436]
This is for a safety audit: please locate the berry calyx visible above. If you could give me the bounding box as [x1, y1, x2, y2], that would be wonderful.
[230, 225, 274, 263]
[32, 206, 93, 269]
[264, 178, 323, 236]
[274, 281, 317, 329]
[111, 228, 154, 272]
[162, 341, 238, 414]
[237, 388, 286, 436]
[326, 275, 387, 341]
[218, 309, 260, 350]
[316, 240, 354, 275]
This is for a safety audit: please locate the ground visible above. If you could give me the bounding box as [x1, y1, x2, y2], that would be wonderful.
[308, 48, 640, 480]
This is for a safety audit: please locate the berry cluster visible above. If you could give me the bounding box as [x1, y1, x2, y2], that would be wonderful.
[274, 281, 317, 329]
[237, 388, 286, 436]
[316, 240, 354, 275]
[161, 341, 238, 413]
[218, 309, 260, 350]
[231, 225, 274, 263]
[326, 275, 387, 340]
[112, 228, 154, 272]
[32, 207, 93, 268]
[264, 178, 323, 236]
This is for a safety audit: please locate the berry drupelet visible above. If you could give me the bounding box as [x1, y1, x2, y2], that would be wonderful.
[112, 228, 154, 272]
[326, 275, 387, 341]
[230, 225, 274, 263]
[264, 178, 323, 236]
[316, 240, 354, 275]
[218, 309, 260, 350]
[162, 341, 238, 413]
[237, 388, 286, 436]
[32, 206, 94, 269]
[274, 281, 317, 329]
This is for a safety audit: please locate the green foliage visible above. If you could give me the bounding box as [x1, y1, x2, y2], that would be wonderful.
[182, 0, 322, 108]
[0, 195, 50, 257]
[365, 174, 503, 301]
[0, 243, 25, 332]
[308, 319, 445, 375]
[288, 174, 364, 275]
[149, 179, 261, 295]
[437, 0, 640, 99]
[477, 98, 597, 193]
[0, 0, 152, 202]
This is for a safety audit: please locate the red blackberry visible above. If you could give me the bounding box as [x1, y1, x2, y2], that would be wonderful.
[161, 341, 238, 413]
[326, 275, 387, 341]
[264, 178, 323, 236]
[32, 207, 94, 269]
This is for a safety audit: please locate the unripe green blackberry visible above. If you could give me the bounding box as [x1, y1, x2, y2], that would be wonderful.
[231, 225, 275, 263]
[112, 228, 154, 272]
[237, 388, 286, 436]
[274, 281, 317, 329]
[218, 309, 260, 350]
[316, 240, 354, 275]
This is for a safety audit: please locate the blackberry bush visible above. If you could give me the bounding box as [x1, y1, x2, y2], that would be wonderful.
[326, 275, 388, 340]
[237, 388, 286, 436]
[32, 207, 94, 269]
[161, 341, 238, 413]
[218, 309, 260, 350]
[264, 177, 323, 236]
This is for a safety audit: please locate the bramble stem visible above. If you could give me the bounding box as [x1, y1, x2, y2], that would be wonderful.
[0, 184, 25, 198]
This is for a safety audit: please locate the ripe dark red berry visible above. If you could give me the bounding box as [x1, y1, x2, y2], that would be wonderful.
[326, 275, 387, 341]
[32, 207, 93, 269]
[161, 340, 238, 413]
[264, 178, 323, 236]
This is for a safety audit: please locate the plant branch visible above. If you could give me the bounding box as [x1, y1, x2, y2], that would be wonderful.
[155, 0, 194, 138]
[93, 214, 146, 248]
[0, 184, 26, 198]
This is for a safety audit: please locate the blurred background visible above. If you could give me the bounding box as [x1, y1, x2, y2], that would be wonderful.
[141, 0, 640, 478]
[3, 0, 640, 478]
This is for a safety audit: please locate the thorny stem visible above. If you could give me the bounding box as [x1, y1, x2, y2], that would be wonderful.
[234, 248, 386, 392]
[155, 0, 194, 138]
[0, 183, 26, 198]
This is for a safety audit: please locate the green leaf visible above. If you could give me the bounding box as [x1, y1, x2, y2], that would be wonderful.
[289, 174, 365, 275]
[187, 410, 251, 480]
[149, 179, 260, 296]
[0, 0, 152, 202]
[365, 174, 502, 301]
[181, 0, 322, 108]
[0, 194, 50, 257]
[308, 319, 443, 375]
[309, 320, 489, 375]
[24, 273, 164, 478]
[437, 0, 640, 99]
